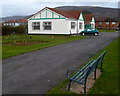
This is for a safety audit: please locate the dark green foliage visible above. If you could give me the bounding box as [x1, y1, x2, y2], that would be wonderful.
[2, 25, 25, 35]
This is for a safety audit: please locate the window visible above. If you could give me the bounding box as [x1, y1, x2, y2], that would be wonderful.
[32, 22, 40, 30]
[91, 28, 95, 31]
[87, 29, 91, 31]
[79, 22, 82, 29]
[98, 25, 102, 29]
[112, 26, 115, 29]
[112, 22, 116, 24]
[106, 26, 109, 29]
[106, 22, 109, 24]
[99, 22, 102, 24]
[91, 24, 94, 28]
[71, 22, 76, 29]
[43, 22, 52, 30]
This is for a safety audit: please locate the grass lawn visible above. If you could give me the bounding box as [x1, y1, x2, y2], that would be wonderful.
[2, 34, 89, 59]
[99, 30, 116, 32]
[46, 37, 119, 95]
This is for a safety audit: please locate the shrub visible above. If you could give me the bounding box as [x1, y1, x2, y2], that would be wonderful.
[2, 25, 26, 35]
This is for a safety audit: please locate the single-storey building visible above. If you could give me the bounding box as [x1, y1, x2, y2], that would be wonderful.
[2, 18, 28, 27]
[28, 7, 95, 34]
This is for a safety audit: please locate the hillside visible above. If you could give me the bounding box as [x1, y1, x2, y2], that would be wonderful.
[1, 6, 119, 22]
[1, 16, 27, 21]
[55, 6, 119, 20]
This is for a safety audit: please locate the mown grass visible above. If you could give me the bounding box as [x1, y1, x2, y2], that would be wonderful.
[99, 30, 116, 32]
[46, 37, 119, 95]
[2, 34, 89, 59]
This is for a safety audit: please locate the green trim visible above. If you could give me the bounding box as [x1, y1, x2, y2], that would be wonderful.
[79, 13, 84, 21]
[79, 19, 84, 21]
[40, 12, 41, 18]
[46, 9, 47, 18]
[29, 18, 66, 20]
[52, 12, 54, 18]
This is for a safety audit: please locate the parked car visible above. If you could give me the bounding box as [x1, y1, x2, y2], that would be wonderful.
[80, 28, 99, 36]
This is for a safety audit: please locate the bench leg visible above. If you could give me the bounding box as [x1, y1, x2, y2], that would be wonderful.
[68, 80, 71, 91]
[94, 69, 97, 80]
[84, 84, 86, 96]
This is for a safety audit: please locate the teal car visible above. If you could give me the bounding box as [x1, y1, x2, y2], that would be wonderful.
[80, 28, 99, 36]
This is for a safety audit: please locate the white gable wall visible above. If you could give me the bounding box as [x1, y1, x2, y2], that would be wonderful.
[29, 8, 65, 19]
[46, 9, 52, 18]
[91, 17, 95, 28]
[41, 9, 46, 18]
[78, 13, 84, 33]
[34, 12, 40, 18]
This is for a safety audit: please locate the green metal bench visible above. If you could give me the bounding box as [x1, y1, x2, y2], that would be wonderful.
[66, 51, 106, 96]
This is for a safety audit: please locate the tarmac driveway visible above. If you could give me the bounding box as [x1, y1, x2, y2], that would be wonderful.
[2, 32, 118, 94]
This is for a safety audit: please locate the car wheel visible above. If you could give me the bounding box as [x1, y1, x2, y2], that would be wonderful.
[94, 33, 98, 36]
[82, 33, 85, 36]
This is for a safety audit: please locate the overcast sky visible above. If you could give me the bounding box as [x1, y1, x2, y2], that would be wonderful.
[0, 0, 120, 17]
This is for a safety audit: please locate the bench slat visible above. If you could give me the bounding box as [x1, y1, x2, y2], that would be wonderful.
[76, 60, 97, 83]
[72, 60, 96, 82]
[70, 60, 94, 80]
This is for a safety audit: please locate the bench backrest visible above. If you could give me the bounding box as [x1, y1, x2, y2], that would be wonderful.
[70, 51, 106, 83]
[96, 51, 106, 66]
[84, 60, 98, 80]
[70, 60, 94, 80]
[74, 60, 97, 83]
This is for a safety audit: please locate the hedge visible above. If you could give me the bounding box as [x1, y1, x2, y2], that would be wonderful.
[2, 25, 26, 35]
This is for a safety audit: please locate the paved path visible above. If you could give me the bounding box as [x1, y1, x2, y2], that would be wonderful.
[3, 32, 118, 94]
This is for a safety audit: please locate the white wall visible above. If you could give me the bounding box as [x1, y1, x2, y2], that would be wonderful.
[28, 19, 70, 34]
[78, 21, 84, 33]
[91, 17, 95, 28]
[68, 19, 78, 34]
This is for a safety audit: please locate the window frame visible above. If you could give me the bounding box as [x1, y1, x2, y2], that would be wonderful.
[112, 22, 116, 24]
[43, 22, 52, 30]
[79, 22, 82, 29]
[71, 22, 76, 29]
[106, 22, 109, 24]
[99, 22, 102, 24]
[32, 22, 40, 30]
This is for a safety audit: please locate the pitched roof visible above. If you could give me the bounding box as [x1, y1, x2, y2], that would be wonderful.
[5, 20, 18, 23]
[63, 11, 82, 19]
[84, 14, 94, 22]
[18, 18, 27, 23]
[83, 14, 94, 24]
[5, 18, 27, 23]
[95, 17, 107, 22]
[29, 7, 82, 20]
[47, 7, 82, 19]
[95, 17, 118, 22]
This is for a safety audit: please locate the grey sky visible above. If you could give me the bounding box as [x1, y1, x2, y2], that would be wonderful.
[1, 0, 120, 17]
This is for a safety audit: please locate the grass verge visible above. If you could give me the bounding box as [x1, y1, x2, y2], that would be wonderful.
[2, 34, 89, 59]
[99, 30, 116, 32]
[46, 37, 119, 95]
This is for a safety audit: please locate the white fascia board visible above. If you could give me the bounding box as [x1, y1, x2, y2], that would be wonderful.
[28, 7, 46, 20]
